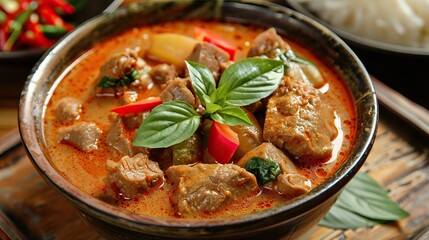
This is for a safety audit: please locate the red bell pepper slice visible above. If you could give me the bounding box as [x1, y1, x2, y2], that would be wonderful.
[208, 121, 239, 163]
[110, 97, 162, 115]
[194, 27, 237, 60]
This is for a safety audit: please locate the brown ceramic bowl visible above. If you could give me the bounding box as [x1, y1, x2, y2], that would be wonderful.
[18, 0, 378, 239]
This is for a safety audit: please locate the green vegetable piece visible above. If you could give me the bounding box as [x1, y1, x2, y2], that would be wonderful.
[244, 157, 281, 185]
[42, 25, 67, 38]
[97, 69, 140, 88]
[213, 58, 284, 107]
[172, 133, 202, 165]
[133, 101, 201, 148]
[319, 172, 409, 229]
[0, 11, 6, 24]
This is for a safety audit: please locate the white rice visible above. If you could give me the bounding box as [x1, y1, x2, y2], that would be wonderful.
[296, 0, 429, 48]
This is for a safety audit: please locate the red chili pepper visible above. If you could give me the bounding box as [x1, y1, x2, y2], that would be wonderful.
[38, 5, 73, 31]
[0, 28, 6, 51]
[207, 121, 239, 164]
[39, 0, 75, 15]
[110, 97, 163, 115]
[194, 27, 237, 60]
[19, 0, 35, 11]
[3, 1, 37, 51]
[18, 14, 54, 48]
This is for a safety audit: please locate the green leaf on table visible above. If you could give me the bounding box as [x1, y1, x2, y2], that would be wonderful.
[319, 172, 409, 229]
[213, 58, 284, 107]
[133, 101, 201, 148]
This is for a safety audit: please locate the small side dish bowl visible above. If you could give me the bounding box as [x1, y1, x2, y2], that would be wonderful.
[0, 0, 122, 101]
[18, 0, 378, 239]
[285, 0, 429, 56]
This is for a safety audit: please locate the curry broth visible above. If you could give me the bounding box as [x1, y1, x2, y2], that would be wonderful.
[43, 20, 356, 218]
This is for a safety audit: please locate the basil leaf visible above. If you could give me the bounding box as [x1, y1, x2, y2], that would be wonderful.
[244, 157, 281, 185]
[97, 69, 140, 88]
[284, 49, 314, 66]
[185, 61, 216, 106]
[213, 58, 284, 106]
[210, 106, 252, 126]
[133, 101, 201, 148]
[319, 204, 382, 229]
[319, 172, 409, 229]
[205, 102, 222, 114]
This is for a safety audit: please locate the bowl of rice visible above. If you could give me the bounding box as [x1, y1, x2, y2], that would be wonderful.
[286, 0, 429, 55]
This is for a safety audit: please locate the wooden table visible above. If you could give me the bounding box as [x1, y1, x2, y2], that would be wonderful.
[1, 1, 429, 239]
[0, 109, 428, 239]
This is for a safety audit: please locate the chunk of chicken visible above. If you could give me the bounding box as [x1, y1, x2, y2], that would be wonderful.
[106, 153, 164, 198]
[58, 122, 102, 152]
[166, 163, 258, 216]
[187, 42, 230, 81]
[149, 63, 178, 86]
[56, 97, 81, 122]
[237, 143, 312, 196]
[247, 28, 290, 58]
[159, 77, 198, 108]
[263, 66, 337, 161]
[106, 115, 146, 156]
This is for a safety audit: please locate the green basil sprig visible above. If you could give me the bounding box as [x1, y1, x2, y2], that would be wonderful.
[319, 172, 409, 229]
[132, 101, 201, 148]
[133, 58, 284, 148]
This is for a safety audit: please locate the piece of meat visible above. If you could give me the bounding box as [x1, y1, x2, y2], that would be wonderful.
[267, 172, 311, 197]
[149, 63, 178, 86]
[106, 153, 164, 198]
[106, 115, 146, 156]
[99, 47, 145, 79]
[263, 65, 338, 161]
[236, 142, 311, 196]
[247, 28, 290, 58]
[121, 112, 147, 130]
[166, 163, 258, 216]
[187, 42, 229, 81]
[95, 47, 152, 97]
[58, 122, 102, 152]
[55, 97, 81, 122]
[159, 77, 198, 108]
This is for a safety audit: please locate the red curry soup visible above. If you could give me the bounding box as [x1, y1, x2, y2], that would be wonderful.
[43, 20, 356, 219]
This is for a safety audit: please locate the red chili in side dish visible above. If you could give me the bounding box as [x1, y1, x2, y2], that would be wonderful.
[0, 0, 81, 51]
[44, 20, 357, 219]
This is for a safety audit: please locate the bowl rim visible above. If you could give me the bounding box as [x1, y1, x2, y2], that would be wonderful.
[286, 1, 429, 56]
[18, 0, 378, 231]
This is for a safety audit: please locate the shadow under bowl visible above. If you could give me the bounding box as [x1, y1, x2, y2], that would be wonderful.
[18, 0, 378, 239]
